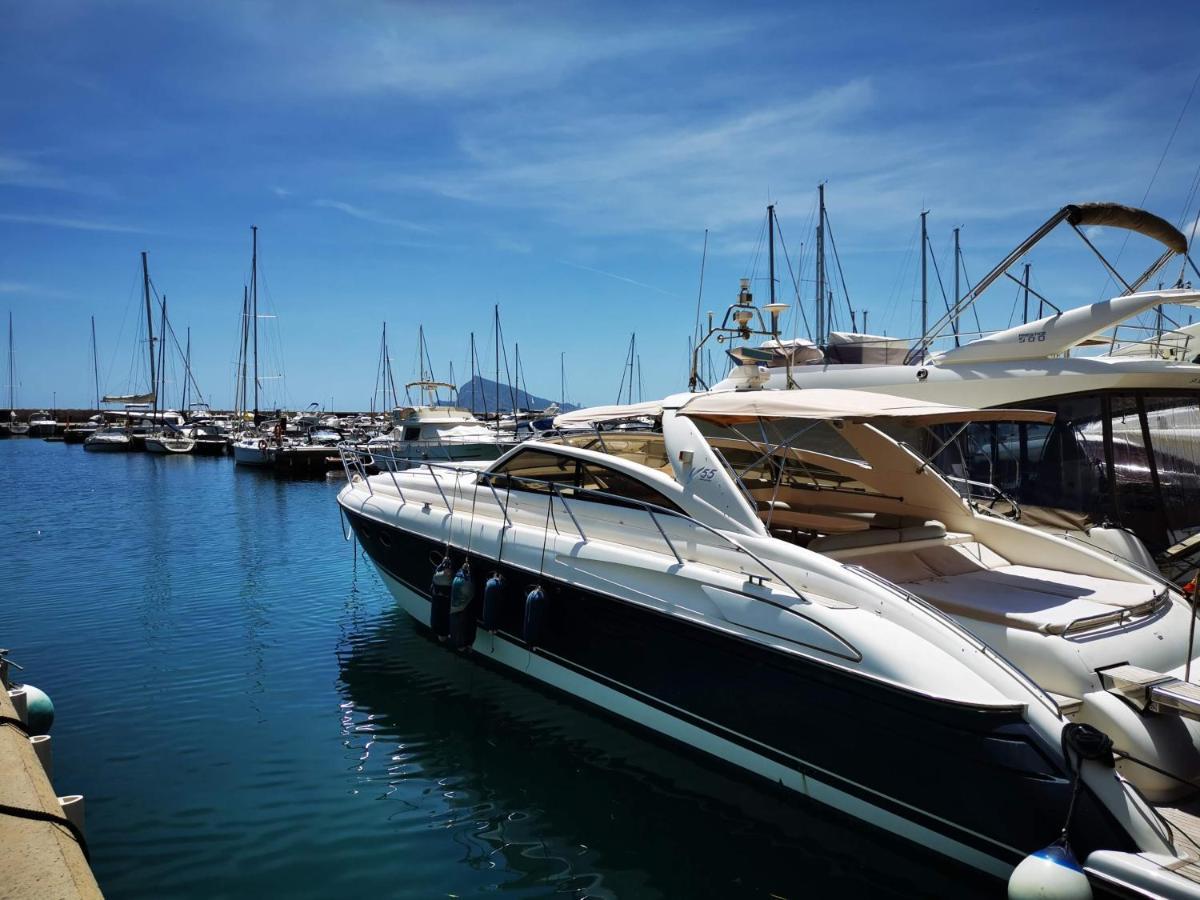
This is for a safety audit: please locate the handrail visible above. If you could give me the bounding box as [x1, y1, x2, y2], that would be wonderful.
[1050, 591, 1170, 637]
[1059, 532, 1186, 595]
[338, 443, 811, 604]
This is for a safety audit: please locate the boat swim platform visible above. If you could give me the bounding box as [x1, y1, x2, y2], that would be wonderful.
[0, 679, 101, 899]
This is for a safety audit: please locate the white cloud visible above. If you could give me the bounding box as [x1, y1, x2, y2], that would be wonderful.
[0, 155, 66, 190]
[220, 3, 752, 101]
[313, 198, 429, 231]
[0, 212, 145, 233]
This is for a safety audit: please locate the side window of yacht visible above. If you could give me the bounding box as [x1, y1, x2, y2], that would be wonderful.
[488, 449, 580, 495]
[403, 427, 420, 441]
[577, 461, 683, 513]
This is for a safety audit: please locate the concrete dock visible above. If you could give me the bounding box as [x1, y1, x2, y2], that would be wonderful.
[1, 685, 101, 899]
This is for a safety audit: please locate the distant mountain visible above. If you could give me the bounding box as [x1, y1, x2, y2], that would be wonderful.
[455, 376, 577, 415]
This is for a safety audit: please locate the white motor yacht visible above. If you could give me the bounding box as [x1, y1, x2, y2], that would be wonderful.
[83, 423, 131, 452]
[707, 203, 1200, 578]
[365, 384, 520, 470]
[27, 410, 57, 437]
[338, 387, 1200, 899]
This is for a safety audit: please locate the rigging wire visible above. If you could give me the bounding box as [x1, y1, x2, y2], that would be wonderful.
[773, 218, 813, 342]
[823, 207, 855, 330]
[1099, 65, 1200, 298]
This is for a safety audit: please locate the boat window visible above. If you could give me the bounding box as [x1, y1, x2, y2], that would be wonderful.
[488, 448, 581, 495]
[488, 448, 683, 512]
[930, 394, 1108, 524]
[403, 427, 420, 441]
[577, 461, 684, 513]
[924, 390, 1200, 553]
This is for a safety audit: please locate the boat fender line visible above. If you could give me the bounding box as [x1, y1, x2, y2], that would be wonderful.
[449, 562, 476, 649]
[0, 801, 89, 862]
[430, 557, 454, 640]
[1008, 724, 1112, 900]
[482, 573, 505, 632]
[523, 585, 547, 647]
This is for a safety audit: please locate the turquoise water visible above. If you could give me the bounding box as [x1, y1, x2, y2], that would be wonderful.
[1, 439, 995, 898]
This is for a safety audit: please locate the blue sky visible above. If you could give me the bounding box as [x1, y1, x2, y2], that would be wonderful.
[2, 1, 1199, 410]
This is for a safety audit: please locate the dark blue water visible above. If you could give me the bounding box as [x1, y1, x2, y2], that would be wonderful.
[1, 439, 995, 898]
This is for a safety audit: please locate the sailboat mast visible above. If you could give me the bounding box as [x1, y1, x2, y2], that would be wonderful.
[767, 204, 776, 306]
[560, 352, 565, 408]
[155, 295, 167, 422]
[142, 251, 155, 403]
[816, 185, 826, 346]
[920, 211, 929, 345]
[251, 225, 259, 426]
[1023, 262, 1032, 324]
[91, 315, 100, 410]
[239, 286, 249, 419]
[953, 227, 961, 346]
[494, 305, 500, 419]
[9, 312, 14, 411]
[182, 327, 190, 412]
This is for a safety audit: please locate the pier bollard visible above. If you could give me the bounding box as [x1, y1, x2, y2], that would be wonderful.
[8, 687, 28, 723]
[30, 733, 53, 777]
[58, 795, 85, 837]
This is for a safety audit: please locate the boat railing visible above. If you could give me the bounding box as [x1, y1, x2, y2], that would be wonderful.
[1102, 322, 1194, 358]
[339, 443, 811, 602]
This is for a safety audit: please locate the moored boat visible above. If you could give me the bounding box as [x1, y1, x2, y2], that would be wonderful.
[338, 387, 1200, 899]
[27, 410, 57, 437]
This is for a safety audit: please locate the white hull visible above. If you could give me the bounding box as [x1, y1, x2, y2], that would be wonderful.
[233, 441, 273, 466]
[144, 436, 195, 454]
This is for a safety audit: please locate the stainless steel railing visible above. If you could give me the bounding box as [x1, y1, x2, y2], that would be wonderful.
[339, 443, 809, 602]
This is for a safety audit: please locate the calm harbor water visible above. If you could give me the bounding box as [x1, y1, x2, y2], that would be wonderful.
[1, 438, 996, 898]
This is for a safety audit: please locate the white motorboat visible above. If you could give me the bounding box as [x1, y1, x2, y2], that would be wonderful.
[83, 424, 132, 452]
[365, 382, 521, 470]
[707, 202, 1200, 576]
[27, 410, 57, 437]
[339, 387, 1200, 898]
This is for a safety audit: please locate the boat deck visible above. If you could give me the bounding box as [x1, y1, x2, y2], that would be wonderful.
[1155, 797, 1200, 883]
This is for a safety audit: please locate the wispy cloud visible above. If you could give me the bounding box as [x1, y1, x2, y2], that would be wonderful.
[0, 212, 145, 233]
[313, 198, 429, 231]
[0, 155, 67, 190]
[220, 5, 752, 101]
[0, 281, 77, 300]
[559, 260, 684, 299]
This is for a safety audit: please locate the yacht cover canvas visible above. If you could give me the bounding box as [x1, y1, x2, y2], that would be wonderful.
[1065, 203, 1188, 254]
[553, 400, 666, 427]
[676, 389, 1056, 426]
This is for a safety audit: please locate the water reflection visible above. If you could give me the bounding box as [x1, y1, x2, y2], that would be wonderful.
[336, 606, 994, 898]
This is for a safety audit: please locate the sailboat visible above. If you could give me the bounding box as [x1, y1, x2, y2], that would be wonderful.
[143, 295, 195, 455]
[0, 313, 29, 437]
[233, 226, 278, 467]
[86, 252, 159, 453]
[64, 317, 104, 444]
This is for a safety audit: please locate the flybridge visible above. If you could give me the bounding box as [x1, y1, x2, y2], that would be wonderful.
[913, 201, 1198, 364]
[932, 288, 1200, 365]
